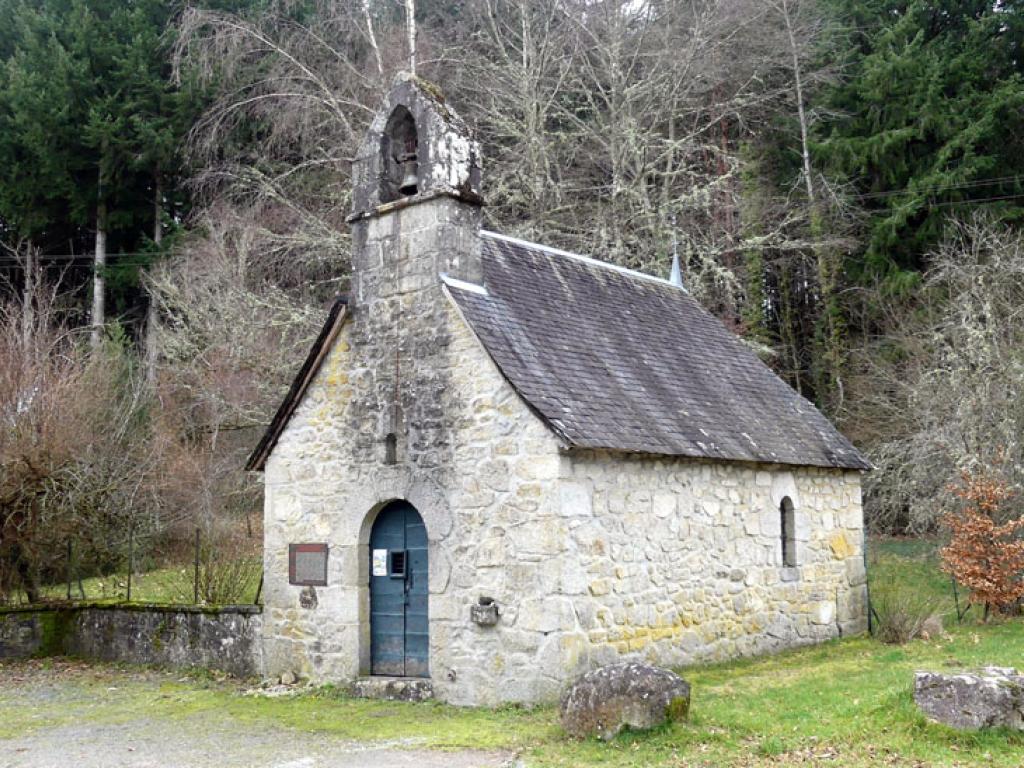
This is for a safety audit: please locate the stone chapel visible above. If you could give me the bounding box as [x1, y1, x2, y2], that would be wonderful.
[247, 74, 871, 706]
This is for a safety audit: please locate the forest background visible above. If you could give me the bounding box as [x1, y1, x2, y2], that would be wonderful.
[2, 0, 1024, 598]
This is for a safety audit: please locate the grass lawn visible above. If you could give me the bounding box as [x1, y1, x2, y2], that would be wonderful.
[247, 622, 1024, 766]
[2, 537, 1022, 766]
[868, 535, 964, 618]
[32, 563, 262, 606]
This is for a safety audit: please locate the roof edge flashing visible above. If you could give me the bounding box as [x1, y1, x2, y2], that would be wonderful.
[245, 298, 349, 472]
[440, 272, 488, 296]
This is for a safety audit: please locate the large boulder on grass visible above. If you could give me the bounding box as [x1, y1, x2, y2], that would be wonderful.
[914, 668, 1024, 730]
[560, 663, 691, 740]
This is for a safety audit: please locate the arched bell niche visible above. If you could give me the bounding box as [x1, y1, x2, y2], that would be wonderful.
[380, 106, 419, 202]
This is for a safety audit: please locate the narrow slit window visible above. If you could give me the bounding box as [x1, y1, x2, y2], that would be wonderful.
[781, 496, 797, 567]
[384, 432, 398, 464]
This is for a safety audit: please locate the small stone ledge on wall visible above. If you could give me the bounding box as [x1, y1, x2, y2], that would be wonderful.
[0, 603, 262, 679]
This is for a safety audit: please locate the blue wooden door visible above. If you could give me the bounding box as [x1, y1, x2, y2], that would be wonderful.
[369, 501, 429, 677]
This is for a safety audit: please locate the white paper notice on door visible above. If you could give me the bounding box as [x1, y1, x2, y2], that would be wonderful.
[372, 548, 388, 576]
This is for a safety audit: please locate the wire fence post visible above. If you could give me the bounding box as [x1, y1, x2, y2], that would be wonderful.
[951, 577, 972, 623]
[66, 540, 73, 601]
[126, 520, 134, 603]
[193, 527, 201, 605]
[951, 576, 961, 623]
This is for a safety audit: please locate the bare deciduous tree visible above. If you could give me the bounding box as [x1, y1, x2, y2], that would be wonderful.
[145, 204, 327, 540]
[446, 0, 848, 334]
[852, 217, 1024, 532]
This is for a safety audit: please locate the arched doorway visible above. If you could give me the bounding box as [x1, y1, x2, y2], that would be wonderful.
[369, 500, 429, 677]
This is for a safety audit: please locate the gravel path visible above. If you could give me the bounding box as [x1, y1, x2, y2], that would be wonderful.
[0, 661, 516, 768]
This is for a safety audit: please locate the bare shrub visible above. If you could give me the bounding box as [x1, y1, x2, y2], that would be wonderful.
[197, 536, 262, 606]
[0, 299, 164, 603]
[162, 532, 262, 606]
[871, 582, 942, 645]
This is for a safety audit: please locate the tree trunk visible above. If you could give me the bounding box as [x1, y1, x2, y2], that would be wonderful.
[152, 173, 162, 249]
[782, 0, 814, 204]
[779, 260, 803, 396]
[91, 196, 107, 350]
[145, 173, 162, 384]
[779, 0, 843, 411]
[405, 0, 416, 74]
[363, 0, 383, 76]
[21, 243, 36, 348]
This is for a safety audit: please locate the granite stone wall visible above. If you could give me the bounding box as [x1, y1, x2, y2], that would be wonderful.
[559, 453, 867, 672]
[0, 605, 261, 678]
[0, 608, 63, 659]
[69, 605, 262, 678]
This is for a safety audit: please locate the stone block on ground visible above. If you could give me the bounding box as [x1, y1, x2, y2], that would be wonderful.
[914, 668, 1024, 730]
[560, 662, 691, 740]
[352, 677, 434, 702]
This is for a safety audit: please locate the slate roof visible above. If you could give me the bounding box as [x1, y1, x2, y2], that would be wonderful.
[444, 231, 870, 470]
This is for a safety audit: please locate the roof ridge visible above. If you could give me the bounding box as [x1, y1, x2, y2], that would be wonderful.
[480, 230, 686, 293]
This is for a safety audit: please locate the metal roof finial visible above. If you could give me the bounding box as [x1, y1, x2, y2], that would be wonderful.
[669, 215, 684, 289]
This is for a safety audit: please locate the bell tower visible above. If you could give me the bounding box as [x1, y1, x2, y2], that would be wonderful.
[382, 105, 420, 198]
[346, 74, 484, 469]
[350, 73, 482, 217]
[348, 74, 484, 300]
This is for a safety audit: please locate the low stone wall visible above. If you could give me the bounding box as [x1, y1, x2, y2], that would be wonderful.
[0, 604, 262, 678]
[0, 607, 69, 659]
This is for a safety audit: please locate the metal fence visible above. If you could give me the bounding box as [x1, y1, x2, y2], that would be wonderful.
[1, 524, 262, 608]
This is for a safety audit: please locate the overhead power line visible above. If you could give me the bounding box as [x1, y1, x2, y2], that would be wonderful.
[0, 256, 158, 264]
[2, 177, 1023, 270]
[857, 174, 1024, 201]
[925, 192, 1024, 210]
[0, 253, 162, 268]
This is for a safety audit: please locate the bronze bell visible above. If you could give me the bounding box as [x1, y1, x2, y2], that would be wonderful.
[398, 153, 419, 196]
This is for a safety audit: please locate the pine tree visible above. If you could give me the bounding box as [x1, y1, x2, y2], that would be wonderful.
[818, 0, 1024, 282]
[0, 0, 203, 343]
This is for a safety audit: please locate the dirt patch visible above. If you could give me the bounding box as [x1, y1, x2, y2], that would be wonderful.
[0, 660, 516, 768]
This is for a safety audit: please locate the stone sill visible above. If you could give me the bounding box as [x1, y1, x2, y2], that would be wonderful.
[780, 566, 801, 583]
[347, 188, 482, 223]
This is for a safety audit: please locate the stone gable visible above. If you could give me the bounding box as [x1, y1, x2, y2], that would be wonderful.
[264, 291, 570, 703]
